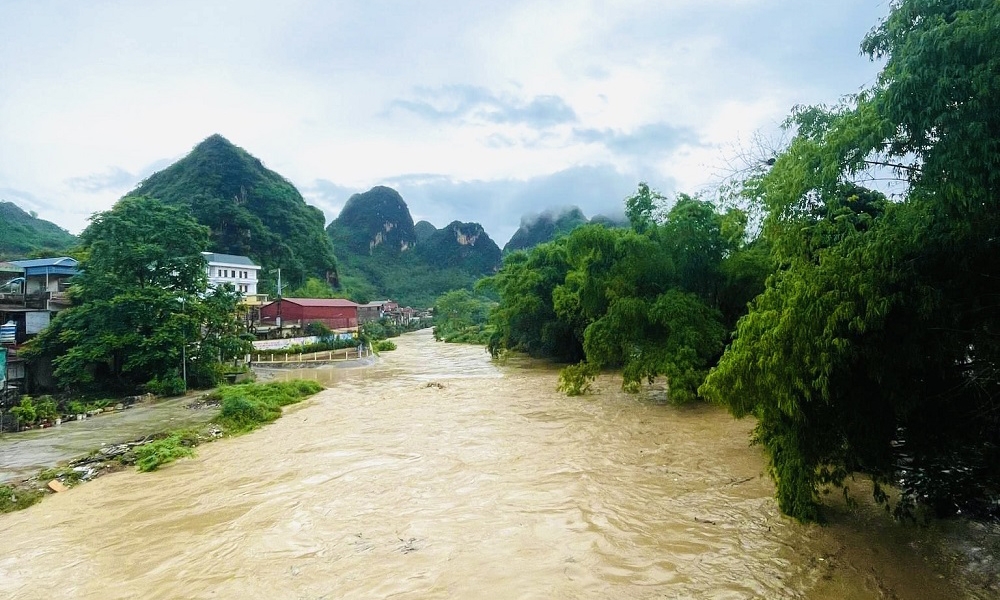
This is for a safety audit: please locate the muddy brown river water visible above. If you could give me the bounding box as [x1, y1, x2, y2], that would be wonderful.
[1, 329, 997, 599]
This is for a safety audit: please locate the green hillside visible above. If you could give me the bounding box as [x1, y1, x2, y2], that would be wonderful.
[127, 134, 338, 289]
[0, 201, 78, 258]
[330, 186, 417, 254]
[327, 187, 501, 307]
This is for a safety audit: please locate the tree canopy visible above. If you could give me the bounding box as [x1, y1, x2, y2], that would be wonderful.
[23, 196, 250, 394]
[700, 0, 1000, 521]
[482, 185, 768, 401]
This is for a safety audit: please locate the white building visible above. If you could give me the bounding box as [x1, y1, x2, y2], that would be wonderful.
[201, 252, 264, 304]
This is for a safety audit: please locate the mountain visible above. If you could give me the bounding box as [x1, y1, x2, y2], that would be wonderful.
[416, 221, 501, 275]
[0, 201, 78, 258]
[413, 220, 437, 243]
[126, 134, 338, 289]
[328, 186, 416, 254]
[326, 187, 501, 307]
[503, 207, 589, 253]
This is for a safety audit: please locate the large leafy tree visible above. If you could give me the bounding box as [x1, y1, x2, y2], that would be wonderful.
[701, 0, 1000, 521]
[485, 185, 767, 402]
[25, 196, 249, 393]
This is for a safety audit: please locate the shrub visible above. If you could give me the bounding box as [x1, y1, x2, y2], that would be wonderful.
[146, 371, 186, 396]
[34, 396, 59, 421]
[215, 380, 323, 435]
[10, 397, 37, 425]
[557, 362, 598, 396]
[134, 434, 196, 472]
[373, 340, 396, 352]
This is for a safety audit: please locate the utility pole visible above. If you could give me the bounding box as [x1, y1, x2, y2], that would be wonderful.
[180, 296, 187, 392]
[274, 268, 283, 332]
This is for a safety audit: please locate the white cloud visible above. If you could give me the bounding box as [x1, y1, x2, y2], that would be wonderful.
[0, 0, 889, 238]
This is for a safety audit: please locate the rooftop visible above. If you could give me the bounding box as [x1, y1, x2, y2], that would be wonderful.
[9, 257, 78, 269]
[201, 252, 259, 267]
[270, 298, 359, 308]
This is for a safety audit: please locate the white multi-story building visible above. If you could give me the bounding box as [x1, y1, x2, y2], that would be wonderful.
[201, 252, 265, 305]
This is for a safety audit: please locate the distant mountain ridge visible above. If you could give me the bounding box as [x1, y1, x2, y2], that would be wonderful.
[327, 186, 500, 307]
[127, 134, 339, 288]
[332, 186, 417, 254]
[0, 201, 78, 258]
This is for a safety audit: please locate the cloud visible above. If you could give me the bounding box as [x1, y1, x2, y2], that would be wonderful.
[64, 167, 138, 193]
[388, 85, 577, 128]
[574, 122, 703, 158]
[301, 178, 362, 226]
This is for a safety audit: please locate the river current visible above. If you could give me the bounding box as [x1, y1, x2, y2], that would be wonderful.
[1, 329, 996, 598]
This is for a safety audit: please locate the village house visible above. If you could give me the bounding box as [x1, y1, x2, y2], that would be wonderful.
[0, 257, 79, 394]
[258, 298, 359, 337]
[0, 256, 78, 345]
[202, 252, 267, 307]
[358, 299, 398, 324]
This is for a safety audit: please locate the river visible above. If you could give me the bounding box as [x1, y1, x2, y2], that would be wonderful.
[0, 329, 996, 598]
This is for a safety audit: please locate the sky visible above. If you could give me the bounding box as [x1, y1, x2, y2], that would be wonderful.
[0, 1, 891, 247]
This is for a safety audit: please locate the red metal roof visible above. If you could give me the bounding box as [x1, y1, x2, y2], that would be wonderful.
[268, 298, 359, 308]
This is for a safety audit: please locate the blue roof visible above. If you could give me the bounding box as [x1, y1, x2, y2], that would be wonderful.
[10, 257, 79, 269]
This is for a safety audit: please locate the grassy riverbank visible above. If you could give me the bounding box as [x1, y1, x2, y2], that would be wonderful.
[0, 380, 323, 514]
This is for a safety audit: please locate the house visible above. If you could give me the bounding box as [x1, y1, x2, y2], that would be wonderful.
[202, 252, 267, 306]
[259, 298, 359, 335]
[0, 257, 79, 345]
[358, 299, 398, 324]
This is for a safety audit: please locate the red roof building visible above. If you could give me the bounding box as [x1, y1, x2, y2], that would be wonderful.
[259, 298, 359, 331]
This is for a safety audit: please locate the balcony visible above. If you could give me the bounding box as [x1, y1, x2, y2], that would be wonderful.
[241, 293, 270, 307]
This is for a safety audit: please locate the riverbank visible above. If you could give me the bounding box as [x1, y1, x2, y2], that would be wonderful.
[0, 381, 324, 515]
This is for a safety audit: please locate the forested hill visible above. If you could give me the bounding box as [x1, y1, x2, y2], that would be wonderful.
[328, 186, 417, 254]
[415, 221, 501, 274]
[126, 134, 338, 289]
[326, 186, 501, 308]
[0, 201, 78, 258]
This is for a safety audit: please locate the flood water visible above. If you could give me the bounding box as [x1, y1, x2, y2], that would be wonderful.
[1, 329, 997, 599]
[0, 394, 219, 483]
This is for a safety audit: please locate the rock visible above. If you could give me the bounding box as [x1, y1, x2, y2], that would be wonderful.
[114, 403, 124, 411]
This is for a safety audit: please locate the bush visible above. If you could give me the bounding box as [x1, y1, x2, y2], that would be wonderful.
[10, 397, 37, 425]
[145, 371, 186, 396]
[215, 380, 323, 435]
[134, 434, 197, 472]
[558, 362, 598, 396]
[34, 396, 59, 421]
[373, 340, 396, 352]
[304, 321, 333, 338]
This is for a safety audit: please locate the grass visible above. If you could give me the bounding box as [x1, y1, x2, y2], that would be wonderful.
[134, 434, 197, 472]
[215, 380, 324, 434]
[0, 484, 43, 514]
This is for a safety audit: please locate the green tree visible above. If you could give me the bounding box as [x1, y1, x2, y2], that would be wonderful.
[24, 196, 247, 393]
[286, 277, 336, 299]
[702, 0, 1000, 521]
[432, 289, 493, 343]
